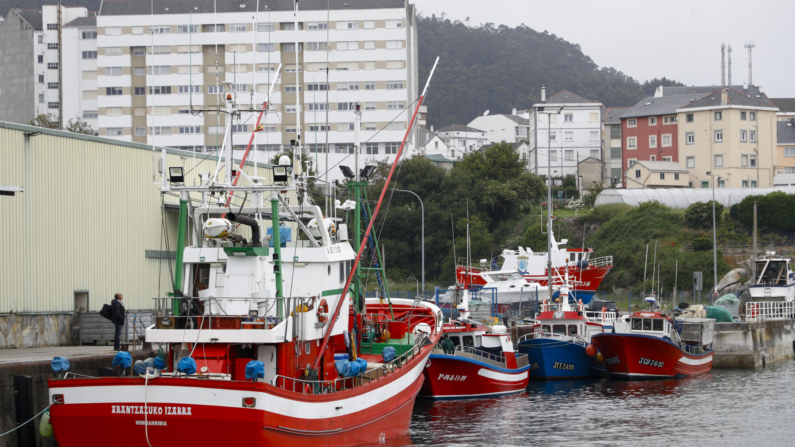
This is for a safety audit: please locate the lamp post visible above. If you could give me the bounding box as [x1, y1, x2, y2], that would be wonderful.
[394, 188, 425, 296]
[707, 171, 721, 303]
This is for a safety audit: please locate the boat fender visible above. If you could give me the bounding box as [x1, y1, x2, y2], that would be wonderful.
[317, 299, 329, 324]
[585, 344, 597, 357]
[39, 410, 53, 438]
[595, 352, 604, 363]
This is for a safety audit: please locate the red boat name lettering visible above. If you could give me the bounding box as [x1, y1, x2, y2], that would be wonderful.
[112, 405, 192, 416]
[438, 374, 466, 382]
[638, 357, 664, 368]
[605, 356, 620, 365]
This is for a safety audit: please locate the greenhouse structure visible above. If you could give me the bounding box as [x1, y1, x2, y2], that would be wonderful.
[593, 187, 795, 209]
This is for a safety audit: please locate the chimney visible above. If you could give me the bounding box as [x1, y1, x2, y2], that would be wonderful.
[541, 85, 546, 102]
[430, 125, 434, 133]
[721, 89, 728, 105]
[743, 82, 748, 90]
[759, 85, 764, 93]
[512, 108, 517, 115]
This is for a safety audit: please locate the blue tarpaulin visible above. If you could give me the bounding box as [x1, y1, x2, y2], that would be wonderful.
[112, 351, 132, 369]
[382, 347, 397, 363]
[267, 226, 292, 247]
[177, 357, 197, 375]
[51, 357, 70, 373]
[153, 357, 166, 370]
[245, 360, 265, 380]
[133, 360, 147, 376]
[335, 359, 351, 377]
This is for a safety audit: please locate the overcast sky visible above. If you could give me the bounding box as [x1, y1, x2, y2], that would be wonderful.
[413, 0, 795, 98]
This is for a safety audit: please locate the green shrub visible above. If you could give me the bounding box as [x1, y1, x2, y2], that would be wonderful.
[729, 204, 739, 221]
[684, 201, 723, 229]
[692, 237, 712, 251]
[735, 192, 795, 231]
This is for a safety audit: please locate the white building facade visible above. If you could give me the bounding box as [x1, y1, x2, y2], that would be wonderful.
[528, 88, 603, 179]
[436, 124, 487, 160]
[88, 0, 419, 181]
[467, 109, 529, 145]
[62, 17, 99, 131]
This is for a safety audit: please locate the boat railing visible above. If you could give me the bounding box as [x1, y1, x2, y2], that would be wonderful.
[745, 301, 795, 322]
[150, 296, 328, 328]
[273, 375, 335, 394]
[517, 331, 588, 347]
[454, 345, 507, 368]
[681, 343, 707, 355]
[588, 256, 613, 268]
[584, 311, 617, 326]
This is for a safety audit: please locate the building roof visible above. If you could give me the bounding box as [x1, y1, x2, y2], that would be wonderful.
[418, 128, 436, 147]
[437, 124, 484, 134]
[603, 106, 631, 124]
[578, 157, 603, 165]
[424, 154, 454, 163]
[621, 94, 708, 119]
[777, 120, 795, 145]
[545, 90, 596, 105]
[626, 160, 689, 173]
[100, 0, 406, 15]
[771, 98, 795, 113]
[64, 16, 96, 27]
[501, 114, 529, 125]
[679, 88, 778, 110]
[13, 9, 43, 30]
[659, 85, 774, 107]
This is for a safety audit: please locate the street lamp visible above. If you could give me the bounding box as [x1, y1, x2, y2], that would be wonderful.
[394, 188, 425, 296]
[706, 171, 721, 303]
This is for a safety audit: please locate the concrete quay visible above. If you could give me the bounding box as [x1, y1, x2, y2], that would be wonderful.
[712, 319, 795, 369]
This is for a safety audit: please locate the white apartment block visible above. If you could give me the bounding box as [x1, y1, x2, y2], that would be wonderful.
[436, 124, 487, 160]
[467, 109, 529, 145]
[528, 88, 603, 179]
[0, 5, 91, 126]
[83, 0, 418, 181]
[63, 17, 99, 131]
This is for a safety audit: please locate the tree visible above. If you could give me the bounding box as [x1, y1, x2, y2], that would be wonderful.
[65, 116, 94, 135]
[684, 201, 723, 229]
[30, 113, 60, 129]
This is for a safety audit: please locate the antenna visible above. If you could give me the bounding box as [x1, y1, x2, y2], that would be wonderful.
[728, 44, 732, 86]
[745, 42, 755, 85]
[721, 43, 725, 86]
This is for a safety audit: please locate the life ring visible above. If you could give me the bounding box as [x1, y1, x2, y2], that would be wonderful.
[601, 306, 607, 313]
[317, 299, 329, 324]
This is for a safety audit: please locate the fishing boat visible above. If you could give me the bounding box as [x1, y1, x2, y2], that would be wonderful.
[420, 290, 531, 399]
[750, 251, 795, 302]
[591, 308, 715, 380]
[516, 275, 611, 380]
[47, 50, 445, 445]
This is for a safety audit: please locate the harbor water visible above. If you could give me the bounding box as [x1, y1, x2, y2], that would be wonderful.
[396, 359, 795, 446]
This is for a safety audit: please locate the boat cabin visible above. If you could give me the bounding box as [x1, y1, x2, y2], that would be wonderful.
[750, 253, 795, 302]
[532, 311, 604, 342]
[613, 312, 672, 337]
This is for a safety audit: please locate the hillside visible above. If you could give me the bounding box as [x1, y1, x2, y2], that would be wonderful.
[0, 0, 101, 16]
[417, 15, 682, 129]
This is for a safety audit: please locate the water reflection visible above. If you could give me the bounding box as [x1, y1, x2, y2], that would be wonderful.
[409, 361, 795, 446]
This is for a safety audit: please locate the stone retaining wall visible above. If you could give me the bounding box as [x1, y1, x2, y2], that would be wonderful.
[712, 319, 795, 369]
[0, 314, 78, 349]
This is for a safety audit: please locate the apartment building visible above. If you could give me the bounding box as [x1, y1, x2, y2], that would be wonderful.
[436, 124, 487, 160]
[620, 94, 707, 186]
[776, 119, 795, 176]
[677, 88, 779, 189]
[528, 88, 603, 179]
[70, 0, 419, 181]
[602, 106, 629, 186]
[467, 109, 530, 145]
[0, 6, 92, 126]
[62, 17, 99, 131]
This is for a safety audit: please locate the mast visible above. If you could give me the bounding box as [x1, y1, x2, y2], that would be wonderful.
[311, 57, 440, 371]
[293, 0, 302, 173]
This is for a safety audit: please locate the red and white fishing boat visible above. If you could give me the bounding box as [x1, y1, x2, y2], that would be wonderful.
[592, 310, 715, 380]
[48, 54, 443, 446]
[420, 291, 531, 399]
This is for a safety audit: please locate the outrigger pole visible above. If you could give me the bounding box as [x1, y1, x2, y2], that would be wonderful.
[311, 57, 440, 371]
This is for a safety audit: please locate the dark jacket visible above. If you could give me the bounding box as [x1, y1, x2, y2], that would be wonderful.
[111, 299, 126, 326]
[440, 338, 456, 355]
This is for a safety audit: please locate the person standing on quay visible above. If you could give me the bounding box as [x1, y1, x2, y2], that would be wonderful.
[111, 293, 126, 351]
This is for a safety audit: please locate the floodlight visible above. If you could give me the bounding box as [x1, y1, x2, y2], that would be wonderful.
[169, 167, 185, 183]
[339, 166, 355, 179]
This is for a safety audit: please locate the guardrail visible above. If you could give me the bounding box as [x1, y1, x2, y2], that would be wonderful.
[517, 331, 588, 347]
[588, 256, 613, 268]
[454, 345, 507, 369]
[745, 301, 795, 322]
[584, 311, 617, 326]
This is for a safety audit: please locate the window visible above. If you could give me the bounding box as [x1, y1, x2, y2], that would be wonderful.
[203, 24, 224, 33]
[686, 132, 695, 145]
[741, 130, 747, 142]
[47, 43, 58, 50]
[627, 118, 636, 127]
[152, 106, 169, 115]
[702, 181, 709, 188]
[308, 144, 327, 153]
[132, 47, 145, 56]
[335, 143, 352, 153]
[285, 64, 302, 72]
[750, 130, 756, 143]
[208, 86, 221, 95]
[589, 149, 599, 159]
[177, 65, 201, 74]
[750, 155, 756, 167]
[385, 142, 400, 154]
[177, 45, 200, 54]
[386, 40, 402, 50]
[230, 23, 247, 33]
[82, 31, 97, 39]
[149, 86, 172, 95]
[178, 85, 200, 94]
[48, 63, 59, 69]
[649, 135, 657, 148]
[742, 180, 749, 188]
[149, 26, 170, 35]
[387, 101, 404, 110]
[48, 82, 58, 89]
[338, 123, 354, 131]
[285, 105, 299, 114]
[664, 115, 677, 124]
[337, 82, 358, 91]
[38, 55, 43, 63]
[305, 62, 329, 72]
[751, 180, 757, 188]
[635, 169, 641, 179]
[387, 81, 404, 90]
[386, 19, 403, 28]
[134, 108, 146, 116]
[134, 87, 146, 96]
[105, 87, 123, 96]
[565, 150, 574, 161]
[307, 22, 327, 30]
[364, 81, 376, 90]
[308, 125, 330, 131]
[714, 111, 722, 121]
[283, 85, 301, 93]
[47, 23, 58, 30]
[660, 173, 665, 180]
[740, 111, 747, 120]
[257, 64, 276, 73]
[255, 43, 275, 53]
[106, 127, 122, 136]
[364, 41, 375, 50]
[662, 134, 672, 147]
[365, 143, 378, 154]
[305, 42, 328, 51]
[337, 41, 358, 51]
[650, 155, 656, 161]
[106, 67, 123, 76]
[718, 179, 725, 188]
[38, 75, 44, 83]
[714, 154, 724, 167]
[231, 124, 248, 132]
[134, 127, 146, 136]
[177, 24, 199, 34]
[627, 137, 637, 149]
[365, 122, 376, 131]
[207, 126, 223, 135]
[232, 84, 248, 92]
[179, 126, 201, 134]
[550, 151, 558, 161]
[563, 131, 573, 141]
[337, 21, 358, 29]
[38, 94, 44, 103]
[257, 23, 275, 32]
[337, 102, 355, 111]
[82, 51, 97, 59]
[83, 111, 98, 119]
[686, 113, 694, 123]
[590, 130, 599, 141]
[148, 126, 172, 135]
[148, 66, 171, 75]
[785, 148, 795, 157]
[564, 113, 573, 122]
[150, 46, 170, 55]
[364, 20, 375, 29]
[649, 117, 657, 125]
[307, 83, 329, 91]
[282, 23, 302, 31]
[133, 67, 145, 76]
[741, 154, 749, 166]
[386, 122, 406, 131]
[750, 112, 756, 121]
[714, 130, 723, 142]
[364, 102, 376, 111]
[283, 43, 303, 52]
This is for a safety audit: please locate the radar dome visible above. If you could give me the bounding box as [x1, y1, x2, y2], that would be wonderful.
[204, 218, 233, 239]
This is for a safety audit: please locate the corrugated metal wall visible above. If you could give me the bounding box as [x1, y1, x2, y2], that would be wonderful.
[0, 122, 290, 313]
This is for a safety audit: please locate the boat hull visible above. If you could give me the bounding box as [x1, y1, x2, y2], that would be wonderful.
[419, 354, 529, 400]
[523, 265, 611, 304]
[48, 346, 432, 446]
[517, 338, 606, 380]
[592, 333, 713, 380]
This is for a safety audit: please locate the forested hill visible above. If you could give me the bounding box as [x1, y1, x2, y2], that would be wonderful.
[417, 15, 682, 129]
[0, 0, 101, 16]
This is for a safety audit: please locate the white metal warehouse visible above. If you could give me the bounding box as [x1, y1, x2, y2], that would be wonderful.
[594, 187, 795, 209]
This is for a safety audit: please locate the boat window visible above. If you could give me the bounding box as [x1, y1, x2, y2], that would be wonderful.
[475, 335, 482, 347]
[553, 325, 566, 335]
[463, 335, 474, 347]
[653, 319, 664, 331]
[568, 325, 578, 336]
[449, 336, 461, 347]
[642, 319, 652, 331]
[339, 262, 344, 284]
[631, 319, 642, 330]
[541, 325, 551, 333]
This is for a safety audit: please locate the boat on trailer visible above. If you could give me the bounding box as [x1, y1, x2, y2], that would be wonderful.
[48, 57, 444, 446]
